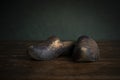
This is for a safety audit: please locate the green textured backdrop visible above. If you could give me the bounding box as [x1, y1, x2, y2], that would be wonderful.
[0, 0, 120, 40]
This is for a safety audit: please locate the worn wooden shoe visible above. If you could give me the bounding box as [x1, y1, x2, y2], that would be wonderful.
[72, 35, 100, 62]
[28, 36, 64, 60]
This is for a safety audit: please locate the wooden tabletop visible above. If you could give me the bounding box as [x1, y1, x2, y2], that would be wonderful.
[0, 41, 120, 80]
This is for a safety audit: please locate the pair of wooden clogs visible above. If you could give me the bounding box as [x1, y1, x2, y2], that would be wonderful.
[27, 35, 100, 62]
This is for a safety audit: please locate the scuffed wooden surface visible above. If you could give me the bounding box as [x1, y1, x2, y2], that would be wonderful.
[0, 41, 120, 80]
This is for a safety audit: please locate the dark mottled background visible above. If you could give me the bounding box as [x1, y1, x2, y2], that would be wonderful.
[0, 0, 120, 40]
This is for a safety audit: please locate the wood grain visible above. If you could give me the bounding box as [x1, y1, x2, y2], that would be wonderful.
[0, 41, 120, 80]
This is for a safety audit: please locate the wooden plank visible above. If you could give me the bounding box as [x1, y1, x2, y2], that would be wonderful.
[0, 41, 120, 80]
